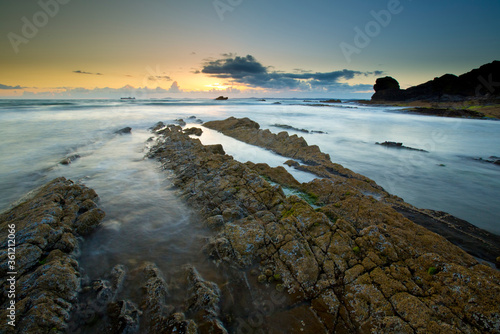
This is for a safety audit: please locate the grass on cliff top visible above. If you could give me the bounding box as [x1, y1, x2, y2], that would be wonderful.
[393, 101, 500, 119]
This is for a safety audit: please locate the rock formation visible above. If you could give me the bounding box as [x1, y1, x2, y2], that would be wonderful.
[372, 60, 500, 102]
[148, 119, 500, 333]
[0, 178, 105, 334]
[204, 118, 500, 265]
[183, 127, 203, 136]
[372, 76, 403, 101]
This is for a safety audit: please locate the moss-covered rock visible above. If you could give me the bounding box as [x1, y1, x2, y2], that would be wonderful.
[0, 178, 105, 334]
[148, 120, 500, 333]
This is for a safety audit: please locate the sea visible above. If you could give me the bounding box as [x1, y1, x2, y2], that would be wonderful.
[1, 98, 499, 289]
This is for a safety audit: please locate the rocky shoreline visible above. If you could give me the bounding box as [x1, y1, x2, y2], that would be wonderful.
[0, 178, 105, 333]
[203, 117, 500, 264]
[147, 118, 500, 332]
[2, 118, 500, 333]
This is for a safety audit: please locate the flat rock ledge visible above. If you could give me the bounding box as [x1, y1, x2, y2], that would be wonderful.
[148, 121, 500, 333]
[0, 177, 105, 334]
[204, 117, 500, 264]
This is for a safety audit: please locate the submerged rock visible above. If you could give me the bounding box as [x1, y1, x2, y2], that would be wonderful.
[115, 127, 132, 135]
[320, 99, 341, 103]
[107, 300, 141, 334]
[184, 266, 228, 333]
[376, 141, 428, 152]
[72, 261, 227, 333]
[272, 123, 309, 133]
[174, 119, 186, 126]
[0, 177, 105, 334]
[150, 121, 165, 132]
[272, 124, 326, 134]
[475, 156, 500, 166]
[60, 154, 81, 165]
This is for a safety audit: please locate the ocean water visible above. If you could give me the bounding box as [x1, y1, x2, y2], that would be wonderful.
[1, 98, 499, 282]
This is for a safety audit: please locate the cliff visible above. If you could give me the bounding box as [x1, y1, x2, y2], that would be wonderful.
[372, 61, 500, 102]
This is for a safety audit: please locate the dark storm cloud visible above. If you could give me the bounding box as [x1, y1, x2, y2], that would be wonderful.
[202, 55, 267, 78]
[200, 54, 381, 91]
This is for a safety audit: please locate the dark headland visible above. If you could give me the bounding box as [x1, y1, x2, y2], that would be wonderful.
[363, 60, 500, 119]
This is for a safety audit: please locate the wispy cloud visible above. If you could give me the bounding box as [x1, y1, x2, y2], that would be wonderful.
[148, 75, 172, 82]
[0, 83, 24, 90]
[20, 81, 185, 99]
[200, 54, 382, 92]
[73, 70, 103, 75]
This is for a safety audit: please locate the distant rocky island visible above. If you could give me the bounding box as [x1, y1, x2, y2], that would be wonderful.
[368, 60, 500, 119]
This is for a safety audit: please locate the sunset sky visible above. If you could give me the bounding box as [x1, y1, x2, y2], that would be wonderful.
[1, 0, 499, 98]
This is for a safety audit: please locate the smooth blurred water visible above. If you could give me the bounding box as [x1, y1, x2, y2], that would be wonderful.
[1, 98, 499, 249]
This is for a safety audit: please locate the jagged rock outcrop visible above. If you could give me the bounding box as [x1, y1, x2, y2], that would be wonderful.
[69, 261, 229, 333]
[0, 178, 105, 334]
[372, 60, 500, 101]
[148, 120, 500, 333]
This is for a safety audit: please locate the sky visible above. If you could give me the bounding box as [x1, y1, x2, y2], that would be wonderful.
[0, 0, 499, 99]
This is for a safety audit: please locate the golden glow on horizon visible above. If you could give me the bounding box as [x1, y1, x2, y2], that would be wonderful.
[205, 83, 230, 89]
